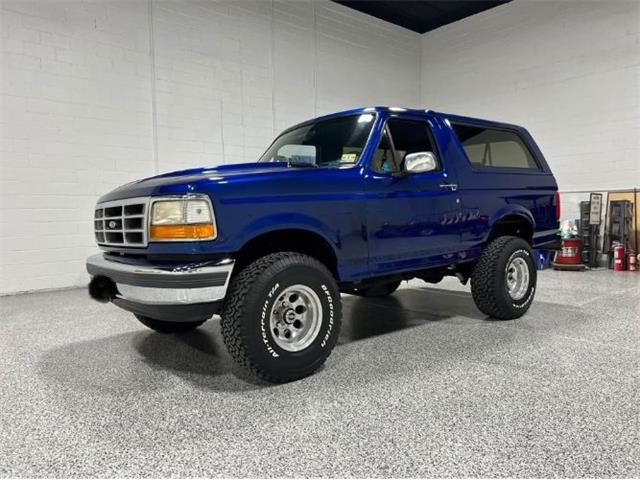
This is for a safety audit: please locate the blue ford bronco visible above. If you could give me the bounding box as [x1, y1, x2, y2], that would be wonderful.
[87, 106, 559, 382]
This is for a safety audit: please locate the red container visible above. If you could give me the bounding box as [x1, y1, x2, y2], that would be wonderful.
[614, 245, 625, 271]
[556, 238, 582, 265]
[628, 250, 637, 271]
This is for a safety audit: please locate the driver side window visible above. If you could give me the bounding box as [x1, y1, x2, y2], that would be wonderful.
[372, 118, 440, 174]
[371, 127, 397, 173]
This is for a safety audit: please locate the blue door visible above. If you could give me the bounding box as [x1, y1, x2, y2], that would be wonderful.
[364, 115, 462, 276]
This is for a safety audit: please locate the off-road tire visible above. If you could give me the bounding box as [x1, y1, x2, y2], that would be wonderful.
[135, 315, 206, 333]
[470, 236, 537, 320]
[349, 280, 402, 298]
[221, 252, 342, 383]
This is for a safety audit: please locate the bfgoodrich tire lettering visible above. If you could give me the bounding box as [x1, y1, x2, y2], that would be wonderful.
[221, 252, 342, 383]
[470, 236, 537, 320]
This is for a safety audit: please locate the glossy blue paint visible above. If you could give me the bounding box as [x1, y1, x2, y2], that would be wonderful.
[97, 106, 559, 282]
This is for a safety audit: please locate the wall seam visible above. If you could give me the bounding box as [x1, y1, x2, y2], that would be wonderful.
[271, 0, 276, 138]
[419, 32, 427, 108]
[313, 0, 318, 116]
[220, 99, 226, 164]
[147, 0, 159, 174]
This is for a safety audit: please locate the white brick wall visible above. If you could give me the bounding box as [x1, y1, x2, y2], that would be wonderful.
[1, 0, 155, 294]
[0, 0, 420, 294]
[3, 0, 637, 294]
[420, 0, 640, 194]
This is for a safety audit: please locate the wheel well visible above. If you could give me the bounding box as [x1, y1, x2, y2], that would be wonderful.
[488, 214, 533, 244]
[233, 229, 339, 278]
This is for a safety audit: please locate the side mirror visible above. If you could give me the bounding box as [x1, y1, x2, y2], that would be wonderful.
[403, 151, 438, 174]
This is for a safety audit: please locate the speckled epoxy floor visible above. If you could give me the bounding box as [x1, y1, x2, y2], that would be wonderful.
[1, 269, 638, 477]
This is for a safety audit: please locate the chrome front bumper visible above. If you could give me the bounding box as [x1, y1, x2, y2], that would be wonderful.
[86, 254, 234, 321]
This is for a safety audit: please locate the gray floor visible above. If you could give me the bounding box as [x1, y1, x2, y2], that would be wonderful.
[1, 269, 638, 477]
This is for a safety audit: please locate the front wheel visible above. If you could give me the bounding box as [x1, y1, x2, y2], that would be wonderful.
[221, 252, 342, 383]
[470, 236, 537, 320]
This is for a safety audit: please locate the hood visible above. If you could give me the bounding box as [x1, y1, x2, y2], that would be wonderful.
[98, 162, 292, 202]
[151, 162, 291, 181]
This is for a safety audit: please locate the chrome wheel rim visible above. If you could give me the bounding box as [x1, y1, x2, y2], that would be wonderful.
[269, 285, 323, 352]
[506, 257, 530, 301]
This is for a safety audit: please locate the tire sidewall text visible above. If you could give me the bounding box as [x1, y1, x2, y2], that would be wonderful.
[246, 264, 340, 374]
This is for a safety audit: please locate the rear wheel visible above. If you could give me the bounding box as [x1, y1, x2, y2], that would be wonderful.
[221, 252, 342, 383]
[470, 236, 536, 320]
[349, 280, 402, 298]
[135, 315, 206, 334]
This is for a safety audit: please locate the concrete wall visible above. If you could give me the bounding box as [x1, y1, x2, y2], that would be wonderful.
[420, 0, 640, 209]
[1, 0, 420, 294]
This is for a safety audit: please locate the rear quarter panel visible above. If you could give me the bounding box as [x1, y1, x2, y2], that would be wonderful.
[438, 114, 559, 257]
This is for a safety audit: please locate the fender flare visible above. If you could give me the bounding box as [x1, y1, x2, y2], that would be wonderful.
[486, 206, 536, 242]
[234, 212, 340, 255]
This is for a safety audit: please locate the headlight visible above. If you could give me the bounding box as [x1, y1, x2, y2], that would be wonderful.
[149, 196, 216, 241]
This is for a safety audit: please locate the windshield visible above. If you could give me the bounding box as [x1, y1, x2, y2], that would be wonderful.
[259, 113, 375, 167]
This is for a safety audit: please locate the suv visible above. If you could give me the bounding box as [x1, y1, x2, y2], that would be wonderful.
[87, 107, 559, 382]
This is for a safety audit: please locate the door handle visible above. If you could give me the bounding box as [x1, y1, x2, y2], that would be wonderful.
[439, 183, 458, 191]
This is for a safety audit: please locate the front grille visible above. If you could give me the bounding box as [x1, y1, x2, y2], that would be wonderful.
[94, 197, 149, 247]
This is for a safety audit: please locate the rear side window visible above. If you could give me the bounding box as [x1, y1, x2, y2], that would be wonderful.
[451, 123, 538, 169]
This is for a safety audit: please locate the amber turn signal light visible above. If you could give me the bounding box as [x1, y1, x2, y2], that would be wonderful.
[150, 223, 215, 240]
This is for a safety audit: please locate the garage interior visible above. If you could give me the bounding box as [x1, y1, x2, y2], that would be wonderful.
[1, 0, 639, 478]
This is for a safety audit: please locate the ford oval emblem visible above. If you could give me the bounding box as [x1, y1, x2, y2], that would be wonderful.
[108, 220, 117, 229]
